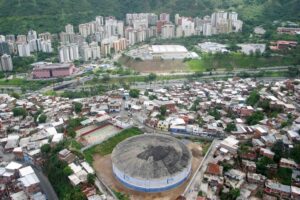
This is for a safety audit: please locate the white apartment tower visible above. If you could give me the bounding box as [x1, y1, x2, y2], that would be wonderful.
[90, 42, 101, 60]
[17, 43, 31, 57]
[81, 43, 92, 61]
[27, 30, 37, 41]
[228, 12, 238, 21]
[17, 35, 27, 43]
[117, 21, 124, 37]
[160, 13, 170, 22]
[65, 24, 74, 34]
[203, 23, 212, 36]
[96, 16, 104, 26]
[161, 24, 175, 39]
[59, 44, 79, 63]
[105, 17, 118, 38]
[0, 54, 13, 72]
[40, 40, 53, 53]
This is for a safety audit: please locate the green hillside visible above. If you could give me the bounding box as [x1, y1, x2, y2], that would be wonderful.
[0, 0, 299, 34]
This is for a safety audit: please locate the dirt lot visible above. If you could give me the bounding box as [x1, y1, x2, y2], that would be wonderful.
[119, 56, 189, 73]
[93, 141, 203, 200]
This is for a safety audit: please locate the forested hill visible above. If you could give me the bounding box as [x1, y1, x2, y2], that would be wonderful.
[0, 0, 299, 34]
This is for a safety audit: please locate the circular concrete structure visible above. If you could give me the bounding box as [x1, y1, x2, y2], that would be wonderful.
[111, 134, 192, 192]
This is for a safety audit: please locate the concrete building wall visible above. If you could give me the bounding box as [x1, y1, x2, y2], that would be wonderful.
[112, 162, 191, 192]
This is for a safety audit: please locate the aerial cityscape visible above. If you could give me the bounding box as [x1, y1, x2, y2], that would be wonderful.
[0, 1, 300, 200]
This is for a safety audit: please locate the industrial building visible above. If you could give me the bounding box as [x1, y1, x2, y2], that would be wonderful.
[127, 45, 198, 60]
[111, 134, 192, 192]
[197, 42, 228, 54]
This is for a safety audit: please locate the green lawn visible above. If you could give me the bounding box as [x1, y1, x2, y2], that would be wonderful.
[83, 127, 143, 164]
[187, 52, 298, 72]
[0, 78, 52, 91]
[188, 59, 206, 72]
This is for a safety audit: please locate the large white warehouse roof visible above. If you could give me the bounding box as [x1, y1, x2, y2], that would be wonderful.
[150, 45, 188, 54]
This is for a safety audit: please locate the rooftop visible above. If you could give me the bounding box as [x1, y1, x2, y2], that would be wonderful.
[5, 161, 22, 171]
[33, 63, 73, 70]
[19, 166, 34, 177]
[19, 173, 40, 187]
[111, 134, 192, 180]
[150, 45, 188, 54]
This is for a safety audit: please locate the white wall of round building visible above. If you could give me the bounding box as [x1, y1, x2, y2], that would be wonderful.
[112, 163, 192, 192]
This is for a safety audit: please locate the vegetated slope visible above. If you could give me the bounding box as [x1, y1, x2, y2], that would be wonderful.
[0, 0, 299, 34]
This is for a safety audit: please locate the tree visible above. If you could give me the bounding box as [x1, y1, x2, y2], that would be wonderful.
[129, 89, 140, 98]
[87, 173, 96, 185]
[10, 92, 20, 99]
[63, 166, 73, 176]
[190, 98, 201, 111]
[41, 144, 51, 154]
[66, 117, 85, 138]
[12, 107, 27, 118]
[246, 91, 260, 106]
[149, 95, 157, 100]
[67, 129, 76, 138]
[276, 167, 292, 185]
[102, 74, 110, 82]
[271, 140, 288, 163]
[160, 105, 167, 116]
[208, 108, 221, 120]
[0, 72, 5, 79]
[226, 43, 241, 52]
[225, 123, 237, 132]
[38, 114, 47, 123]
[290, 143, 300, 163]
[147, 73, 157, 82]
[220, 188, 240, 200]
[246, 111, 264, 125]
[74, 102, 83, 114]
[256, 156, 275, 176]
[114, 61, 121, 67]
[287, 66, 300, 78]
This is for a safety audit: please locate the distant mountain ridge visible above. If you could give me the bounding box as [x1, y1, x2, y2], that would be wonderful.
[0, 0, 299, 34]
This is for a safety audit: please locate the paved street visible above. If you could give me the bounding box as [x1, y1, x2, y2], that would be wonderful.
[32, 165, 59, 200]
[184, 139, 221, 200]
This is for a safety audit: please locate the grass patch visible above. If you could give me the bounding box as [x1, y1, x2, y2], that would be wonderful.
[83, 127, 143, 164]
[188, 59, 206, 72]
[66, 139, 83, 150]
[188, 52, 298, 72]
[189, 138, 212, 156]
[201, 142, 212, 156]
[43, 90, 57, 96]
[0, 78, 52, 91]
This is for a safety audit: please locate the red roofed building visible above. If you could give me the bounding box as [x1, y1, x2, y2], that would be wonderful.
[277, 27, 300, 35]
[32, 63, 76, 79]
[270, 41, 298, 51]
[205, 163, 223, 176]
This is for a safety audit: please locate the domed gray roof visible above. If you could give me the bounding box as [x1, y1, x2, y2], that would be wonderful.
[111, 134, 192, 180]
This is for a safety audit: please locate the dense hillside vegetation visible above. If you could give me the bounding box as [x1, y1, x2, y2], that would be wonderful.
[0, 0, 299, 34]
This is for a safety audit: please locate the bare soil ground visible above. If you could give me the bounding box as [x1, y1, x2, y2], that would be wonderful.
[119, 56, 189, 73]
[93, 142, 203, 200]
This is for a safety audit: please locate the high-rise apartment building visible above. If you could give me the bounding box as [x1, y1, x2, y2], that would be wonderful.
[0, 54, 13, 72]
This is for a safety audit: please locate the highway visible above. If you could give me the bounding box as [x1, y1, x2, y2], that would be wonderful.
[32, 65, 295, 94]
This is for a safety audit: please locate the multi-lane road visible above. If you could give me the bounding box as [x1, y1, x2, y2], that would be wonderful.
[32, 65, 295, 94]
